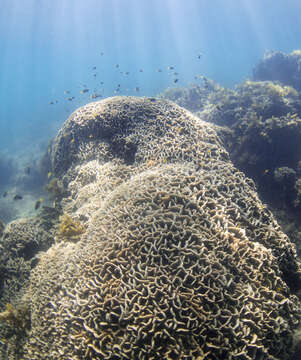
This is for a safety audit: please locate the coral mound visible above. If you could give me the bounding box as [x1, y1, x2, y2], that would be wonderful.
[253, 50, 301, 91]
[24, 97, 301, 359]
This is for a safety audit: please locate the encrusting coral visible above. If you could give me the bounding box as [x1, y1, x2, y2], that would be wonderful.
[16, 96, 301, 359]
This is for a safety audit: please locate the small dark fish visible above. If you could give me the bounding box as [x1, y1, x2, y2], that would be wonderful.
[64, 90, 70, 94]
[13, 194, 23, 201]
[134, 87, 140, 92]
[173, 72, 179, 76]
[100, 81, 104, 85]
[80, 89, 89, 94]
[139, 69, 144, 72]
[125, 72, 130, 75]
[100, 52, 104, 56]
[92, 66, 97, 70]
[216, 105, 222, 111]
[49, 100, 58, 105]
[90, 93, 102, 99]
[173, 79, 179, 83]
[168, 66, 174, 70]
[117, 84, 121, 88]
[67, 96, 75, 101]
[197, 53, 203, 59]
[34, 198, 43, 210]
[25, 166, 31, 175]
[2, 191, 8, 198]
[115, 64, 119, 68]
[93, 73, 97, 77]
[157, 69, 162, 72]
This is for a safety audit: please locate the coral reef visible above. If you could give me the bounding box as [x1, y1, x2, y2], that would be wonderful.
[253, 50, 301, 91]
[162, 75, 301, 257]
[0, 215, 57, 306]
[0, 209, 59, 360]
[17, 97, 301, 359]
[0, 303, 30, 332]
[56, 213, 86, 242]
[45, 177, 67, 201]
[0, 301, 31, 360]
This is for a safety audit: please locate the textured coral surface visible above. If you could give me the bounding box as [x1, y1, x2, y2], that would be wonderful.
[21, 97, 301, 359]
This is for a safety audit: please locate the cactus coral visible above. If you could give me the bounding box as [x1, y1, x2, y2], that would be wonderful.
[21, 97, 301, 360]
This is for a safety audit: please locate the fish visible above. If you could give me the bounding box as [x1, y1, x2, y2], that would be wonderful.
[2, 191, 7, 198]
[25, 166, 31, 175]
[34, 197, 43, 210]
[100, 81, 104, 85]
[64, 90, 70, 94]
[139, 69, 144, 72]
[13, 194, 23, 201]
[125, 72, 130, 75]
[80, 89, 89, 94]
[157, 69, 162, 72]
[134, 87, 140, 92]
[115, 64, 119, 68]
[90, 93, 102, 99]
[168, 66, 174, 70]
[197, 53, 203, 59]
[93, 73, 97, 77]
[173, 79, 179, 83]
[49, 100, 58, 105]
[67, 96, 75, 101]
[92, 66, 97, 70]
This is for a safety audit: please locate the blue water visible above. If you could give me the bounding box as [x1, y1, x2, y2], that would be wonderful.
[0, 0, 301, 152]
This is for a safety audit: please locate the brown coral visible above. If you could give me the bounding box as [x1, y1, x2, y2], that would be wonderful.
[56, 214, 86, 242]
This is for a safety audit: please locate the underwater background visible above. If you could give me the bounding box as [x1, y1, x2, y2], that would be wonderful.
[2, 1, 301, 359]
[1, 0, 301, 153]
